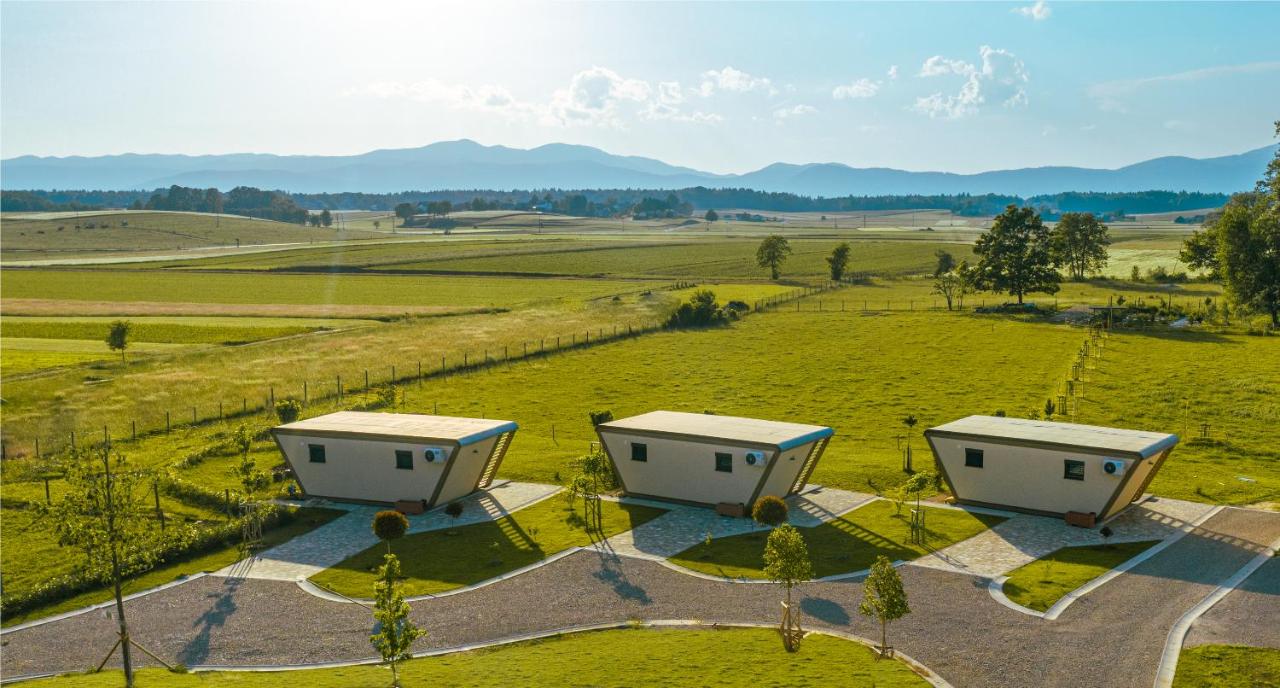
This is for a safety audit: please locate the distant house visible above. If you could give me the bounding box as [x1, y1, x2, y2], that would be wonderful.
[272, 411, 517, 506]
[925, 415, 1178, 524]
[595, 410, 833, 510]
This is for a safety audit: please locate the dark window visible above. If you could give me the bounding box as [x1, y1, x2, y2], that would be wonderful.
[1064, 459, 1086, 481]
[964, 448, 984, 468]
[715, 452, 733, 473]
[395, 450, 413, 470]
[308, 444, 326, 463]
[631, 443, 648, 462]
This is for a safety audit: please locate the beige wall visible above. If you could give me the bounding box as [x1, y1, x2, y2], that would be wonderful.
[932, 436, 1144, 517]
[436, 435, 500, 504]
[1102, 448, 1164, 519]
[601, 430, 813, 506]
[279, 433, 488, 505]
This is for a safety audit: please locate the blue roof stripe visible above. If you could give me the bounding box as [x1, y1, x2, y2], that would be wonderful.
[778, 427, 834, 451]
[1139, 433, 1180, 459]
[457, 421, 518, 446]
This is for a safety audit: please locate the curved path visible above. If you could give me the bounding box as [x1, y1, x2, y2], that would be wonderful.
[3, 508, 1277, 687]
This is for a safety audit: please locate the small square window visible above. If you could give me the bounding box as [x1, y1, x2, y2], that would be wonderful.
[1064, 459, 1086, 481]
[395, 450, 413, 470]
[715, 452, 733, 473]
[308, 444, 326, 463]
[631, 443, 648, 462]
[964, 448, 984, 468]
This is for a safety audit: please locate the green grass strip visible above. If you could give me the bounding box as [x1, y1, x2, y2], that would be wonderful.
[1173, 645, 1280, 688]
[1002, 539, 1159, 612]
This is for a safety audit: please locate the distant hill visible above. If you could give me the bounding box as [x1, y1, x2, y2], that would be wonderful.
[3, 139, 1274, 196]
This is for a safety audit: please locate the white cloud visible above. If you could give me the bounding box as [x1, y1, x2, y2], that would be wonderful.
[699, 66, 776, 96]
[912, 45, 1029, 119]
[1088, 61, 1280, 113]
[351, 68, 721, 129]
[833, 78, 881, 100]
[887, 65, 899, 80]
[1164, 119, 1195, 131]
[1013, 1, 1052, 21]
[773, 104, 818, 121]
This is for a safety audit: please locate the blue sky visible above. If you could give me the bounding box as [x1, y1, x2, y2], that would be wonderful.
[2, 1, 1278, 173]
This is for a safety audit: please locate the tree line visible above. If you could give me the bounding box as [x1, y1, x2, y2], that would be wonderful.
[4, 187, 1230, 219]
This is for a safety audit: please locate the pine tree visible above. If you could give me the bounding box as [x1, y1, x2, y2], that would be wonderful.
[370, 553, 426, 687]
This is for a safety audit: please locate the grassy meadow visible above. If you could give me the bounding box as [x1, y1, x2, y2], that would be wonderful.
[22, 627, 931, 687]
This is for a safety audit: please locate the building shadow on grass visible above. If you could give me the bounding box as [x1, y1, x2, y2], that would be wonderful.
[177, 578, 240, 666]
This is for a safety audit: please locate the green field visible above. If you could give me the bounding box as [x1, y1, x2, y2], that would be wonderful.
[310, 494, 666, 598]
[1002, 540, 1158, 612]
[1077, 329, 1280, 506]
[1, 337, 188, 376]
[22, 627, 930, 687]
[669, 500, 1003, 579]
[1173, 645, 1280, 688]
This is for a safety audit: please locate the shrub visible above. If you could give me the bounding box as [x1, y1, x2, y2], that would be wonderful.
[444, 501, 464, 520]
[374, 384, 398, 409]
[373, 510, 409, 543]
[752, 495, 789, 528]
[274, 397, 302, 425]
[588, 409, 615, 426]
[666, 289, 732, 328]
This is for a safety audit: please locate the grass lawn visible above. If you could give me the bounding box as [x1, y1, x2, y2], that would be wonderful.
[1, 507, 345, 627]
[1173, 645, 1280, 687]
[1001, 540, 1159, 612]
[669, 499, 1004, 579]
[309, 495, 667, 598]
[22, 626, 931, 687]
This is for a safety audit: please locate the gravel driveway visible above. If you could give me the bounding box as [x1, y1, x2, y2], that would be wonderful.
[3, 507, 1276, 687]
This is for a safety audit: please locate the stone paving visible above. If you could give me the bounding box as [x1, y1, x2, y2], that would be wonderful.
[600, 485, 875, 560]
[214, 481, 560, 581]
[909, 496, 1218, 578]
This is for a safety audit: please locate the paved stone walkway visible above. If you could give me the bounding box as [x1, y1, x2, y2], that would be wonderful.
[214, 481, 560, 581]
[601, 485, 874, 560]
[910, 496, 1218, 577]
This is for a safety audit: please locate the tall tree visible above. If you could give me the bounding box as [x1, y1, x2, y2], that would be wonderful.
[933, 249, 956, 277]
[44, 451, 162, 687]
[858, 555, 910, 657]
[973, 205, 1060, 304]
[1050, 212, 1111, 280]
[370, 553, 426, 688]
[106, 320, 131, 363]
[704, 208, 719, 223]
[827, 242, 852, 281]
[1181, 122, 1280, 326]
[756, 235, 793, 280]
[394, 203, 416, 226]
[319, 209, 333, 228]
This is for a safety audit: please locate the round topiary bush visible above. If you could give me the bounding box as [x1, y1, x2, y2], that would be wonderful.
[752, 495, 789, 528]
[445, 501, 464, 519]
[372, 510, 409, 545]
[274, 398, 302, 424]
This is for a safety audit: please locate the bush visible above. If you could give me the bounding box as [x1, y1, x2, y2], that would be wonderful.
[374, 384, 399, 409]
[274, 397, 302, 424]
[666, 289, 732, 328]
[445, 501, 464, 519]
[588, 409, 615, 426]
[373, 510, 409, 542]
[752, 495, 789, 527]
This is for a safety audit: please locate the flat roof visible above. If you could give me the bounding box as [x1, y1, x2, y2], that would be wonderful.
[598, 410, 833, 451]
[925, 415, 1177, 458]
[274, 411, 517, 445]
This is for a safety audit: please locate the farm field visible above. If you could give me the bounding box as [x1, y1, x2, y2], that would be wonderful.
[670, 500, 1004, 579]
[0, 211, 391, 259]
[1076, 329, 1280, 506]
[1, 337, 186, 376]
[20, 627, 931, 687]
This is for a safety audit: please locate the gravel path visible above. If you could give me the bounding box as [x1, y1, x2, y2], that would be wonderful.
[3, 507, 1276, 686]
[1184, 554, 1280, 650]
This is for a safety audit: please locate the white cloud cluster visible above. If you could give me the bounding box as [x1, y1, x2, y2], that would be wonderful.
[832, 77, 881, 100]
[912, 46, 1029, 119]
[699, 66, 777, 97]
[773, 104, 818, 121]
[1013, 1, 1052, 21]
[352, 67, 723, 128]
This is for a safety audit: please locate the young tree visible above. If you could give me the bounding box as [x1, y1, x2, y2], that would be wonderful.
[106, 320, 131, 363]
[932, 269, 966, 310]
[370, 553, 425, 688]
[45, 451, 162, 687]
[232, 424, 270, 498]
[933, 249, 956, 277]
[973, 205, 1061, 304]
[373, 510, 409, 555]
[752, 495, 789, 529]
[827, 242, 852, 281]
[1050, 212, 1111, 280]
[901, 414, 919, 471]
[763, 523, 813, 650]
[1044, 398, 1057, 420]
[320, 209, 333, 228]
[756, 235, 793, 280]
[704, 209, 719, 223]
[858, 555, 910, 658]
[1182, 127, 1279, 326]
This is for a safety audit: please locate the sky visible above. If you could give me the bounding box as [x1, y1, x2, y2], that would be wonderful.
[2, 1, 1278, 174]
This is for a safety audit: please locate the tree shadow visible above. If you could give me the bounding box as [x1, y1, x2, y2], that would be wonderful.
[589, 549, 652, 605]
[177, 577, 240, 666]
[800, 596, 851, 626]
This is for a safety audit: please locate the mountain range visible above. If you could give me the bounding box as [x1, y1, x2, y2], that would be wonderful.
[3, 140, 1275, 197]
